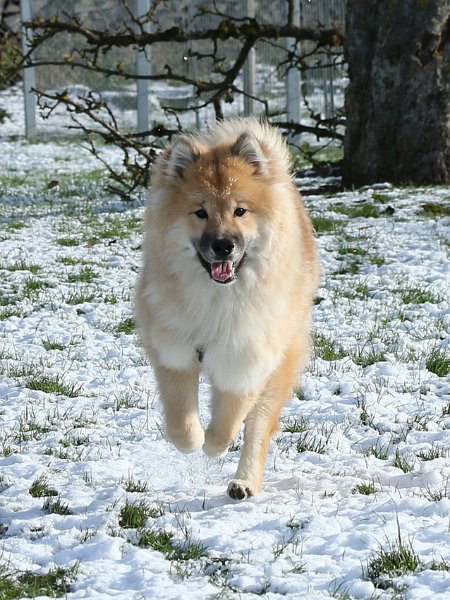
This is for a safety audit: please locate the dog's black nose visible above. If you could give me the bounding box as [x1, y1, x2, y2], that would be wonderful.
[211, 238, 235, 259]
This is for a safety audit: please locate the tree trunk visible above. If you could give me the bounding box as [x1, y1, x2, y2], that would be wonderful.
[343, 0, 450, 187]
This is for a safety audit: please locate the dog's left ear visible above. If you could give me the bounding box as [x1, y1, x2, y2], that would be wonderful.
[231, 132, 267, 175]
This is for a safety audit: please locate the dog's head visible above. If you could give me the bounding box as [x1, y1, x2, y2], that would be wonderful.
[153, 129, 288, 285]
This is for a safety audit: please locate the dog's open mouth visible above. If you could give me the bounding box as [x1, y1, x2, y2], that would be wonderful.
[197, 254, 244, 284]
[211, 260, 235, 283]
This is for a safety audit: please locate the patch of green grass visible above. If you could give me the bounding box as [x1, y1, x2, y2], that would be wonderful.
[115, 317, 135, 335]
[313, 332, 347, 361]
[357, 397, 375, 427]
[442, 402, 450, 417]
[24, 374, 83, 398]
[111, 390, 145, 412]
[429, 559, 450, 571]
[59, 433, 91, 449]
[29, 474, 58, 498]
[15, 411, 52, 442]
[102, 293, 119, 304]
[57, 256, 79, 266]
[351, 482, 377, 495]
[170, 538, 207, 561]
[56, 256, 92, 267]
[293, 387, 306, 401]
[0, 173, 28, 189]
[372, 192, 391, 204]
[0, 291, 15, 307]
[0, 308, 19, 321]
[337, 246, 368, 258]
[421, 202, 450, 217]
[23, 278, 51, 298]
[401, 287, 442, 305]
[7, 260, 40, 274]
[296, 432, 327, 454]
[311, 215, 343, 234]
[119, 500, 152, 529]
[354, 282, 371, 298]
[417, 445, 449, 461]
[283, 417, 310, 434]
[64, 290, 98, 305]
[1, 443, 14, 457]
[138, 528, 173, 552]
[122, 474, 150, 494]
[333, 202, 380, 219]
[334, 260, 361, 276]
[392, 449, 415, 473]
[43, 496, 72, 516]
[67, 266, 98, 284]
[368, 442, 390, 460]
[56, 237, 80, 247]
[42, 340, 66, 351]
[370, 255, 386, 267]
[337, 280, 372, 297]
[45, 170, 107, 199]
[425, 346, 450, 376]
[0, 564, 77, 599]
[137, 528, 207, 561]
[365, 538, 422, 589]
[405, 413, 430, 433]
[352, 347, 386, 368]
[422, 484, 448, 502]
[7, 221, 26, 231]
[85, 215, 141, 245]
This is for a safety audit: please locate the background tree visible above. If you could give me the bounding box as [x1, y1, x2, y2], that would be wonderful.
[0, 0, 20, 88]
[343, 0, 450, 187]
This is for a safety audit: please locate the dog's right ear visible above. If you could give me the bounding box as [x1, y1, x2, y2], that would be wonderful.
[162, 137, 200, 181]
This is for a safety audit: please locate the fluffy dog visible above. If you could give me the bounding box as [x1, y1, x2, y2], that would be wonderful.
[135, 118, 319, 499]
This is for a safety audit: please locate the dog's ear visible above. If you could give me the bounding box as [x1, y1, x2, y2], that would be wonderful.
[231, 132, 267, 175]
[163, 137, 200, 180]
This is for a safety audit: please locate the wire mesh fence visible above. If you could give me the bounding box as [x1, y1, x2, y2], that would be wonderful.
[21, 0, 346, 139]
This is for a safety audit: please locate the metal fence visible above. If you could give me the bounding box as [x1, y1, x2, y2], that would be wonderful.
[21, 0, 346, 139]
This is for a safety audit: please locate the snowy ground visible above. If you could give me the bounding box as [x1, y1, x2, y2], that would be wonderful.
[0, 87, 450, 599]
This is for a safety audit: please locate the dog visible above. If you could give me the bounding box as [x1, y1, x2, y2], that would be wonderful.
[135, 118, 319, 499]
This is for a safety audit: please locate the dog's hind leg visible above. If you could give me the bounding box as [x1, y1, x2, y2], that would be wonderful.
[155, 365, 204, 453]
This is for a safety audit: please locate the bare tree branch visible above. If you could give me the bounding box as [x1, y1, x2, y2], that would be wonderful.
[14, 1, 346, 197]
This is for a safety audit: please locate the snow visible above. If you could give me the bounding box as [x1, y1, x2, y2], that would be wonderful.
[0, 86, 450, 599]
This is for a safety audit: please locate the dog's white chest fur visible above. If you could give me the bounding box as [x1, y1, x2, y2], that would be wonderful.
[143, 265, 288, 394]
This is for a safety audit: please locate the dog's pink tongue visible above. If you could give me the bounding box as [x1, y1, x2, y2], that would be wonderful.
[211, 261, 233, 282]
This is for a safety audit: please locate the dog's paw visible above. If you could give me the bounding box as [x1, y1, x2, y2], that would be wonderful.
[167, 421, 205, 454]
[202, 429, 230, 459]
[227, 479, 257, 500]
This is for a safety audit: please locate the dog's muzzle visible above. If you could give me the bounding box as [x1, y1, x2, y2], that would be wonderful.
[196, 236, 245, 284]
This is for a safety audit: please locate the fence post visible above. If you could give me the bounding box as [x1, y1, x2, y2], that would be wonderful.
[135, 0, 151, 136]
[20, 0, 36, 138]
[243, 0, 256, 116]
[285, 0, 301, 144]
[188, 3, 201, 130]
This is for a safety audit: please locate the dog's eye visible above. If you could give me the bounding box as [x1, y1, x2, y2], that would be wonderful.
[234, 207, 246, 217]
[194, 209, 208, 219]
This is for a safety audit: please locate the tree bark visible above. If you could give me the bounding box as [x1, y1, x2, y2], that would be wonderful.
[343, 0, 450, 187]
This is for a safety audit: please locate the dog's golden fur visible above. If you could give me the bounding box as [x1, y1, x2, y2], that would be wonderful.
[135, 118, 319, 499]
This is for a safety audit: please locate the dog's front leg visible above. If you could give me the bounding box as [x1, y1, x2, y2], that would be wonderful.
[227, 401, 275, 500]
[203, 389, 259, 459]
[155, 365, 204, 453]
